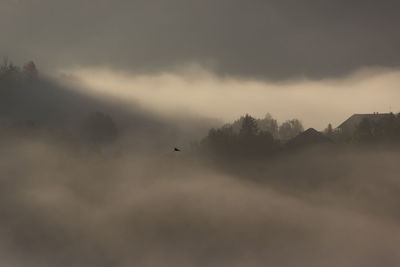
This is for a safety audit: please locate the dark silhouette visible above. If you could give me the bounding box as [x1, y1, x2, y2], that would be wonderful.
[286, 128, 333, 149]
[257, 113, 279, 138]
[174, 147, 181, 151]
[22, 61, 39, 79]
[229, 113, 293, 139]
[336, 113, 394, 140]
[201, 114, 280, 158]
[239, 114, 259, 137]
[324, 123, 333, 138]
[279, 119, 304, 141]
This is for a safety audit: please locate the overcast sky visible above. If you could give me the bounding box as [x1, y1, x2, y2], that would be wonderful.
[2, 0, 400, 127]
[2, 0, 400, 79]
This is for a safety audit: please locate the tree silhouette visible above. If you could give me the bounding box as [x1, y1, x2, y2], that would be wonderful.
[324, 123, 333, 137]
[279, 119, 304, 140]
[201, 114, 282, 158]
[239, 114, 258, 137]
[257, 113, 279, 138]
[22, 61, 38, 78]
[0, 57, 20, 79]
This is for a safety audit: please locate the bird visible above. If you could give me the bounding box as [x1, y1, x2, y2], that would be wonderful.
[174, 147, 181, 152]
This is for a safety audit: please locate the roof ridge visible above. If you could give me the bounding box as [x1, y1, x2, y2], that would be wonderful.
[337, 113, 393, 129]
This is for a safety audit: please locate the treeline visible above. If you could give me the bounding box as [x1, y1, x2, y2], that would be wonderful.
[201, 112, 400, 159]
[0, 57, 38, 80]
[200, 114, 304, 158]
[229, 113, 303, 140]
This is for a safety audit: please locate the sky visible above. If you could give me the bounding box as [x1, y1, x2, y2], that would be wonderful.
[2, 0, 400, 128]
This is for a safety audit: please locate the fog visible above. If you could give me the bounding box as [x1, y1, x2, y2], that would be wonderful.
[67, 66, 400, 130]
[1, 130, 400, 267]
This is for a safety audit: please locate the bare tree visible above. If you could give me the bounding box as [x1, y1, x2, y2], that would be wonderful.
[279, 119, 304, 140]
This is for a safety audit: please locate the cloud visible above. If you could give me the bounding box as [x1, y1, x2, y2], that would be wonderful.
[1, 0, 400, 79]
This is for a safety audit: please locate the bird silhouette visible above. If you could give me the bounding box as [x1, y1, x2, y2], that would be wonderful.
[174, 147, 181, 152]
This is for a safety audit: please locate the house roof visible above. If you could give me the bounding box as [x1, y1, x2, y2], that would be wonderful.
[337, 113, 393, 132]
[286, 128, 332, 148]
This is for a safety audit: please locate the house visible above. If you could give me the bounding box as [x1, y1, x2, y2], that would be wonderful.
[286, 128, 333, 148]
[335, 113, 393, 137]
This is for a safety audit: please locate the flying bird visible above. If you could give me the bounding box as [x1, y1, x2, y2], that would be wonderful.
[174, 147, 181, 152]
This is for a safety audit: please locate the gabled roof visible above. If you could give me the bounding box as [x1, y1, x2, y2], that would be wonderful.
[286, 128, 332, 148]
[337, 113, 393, 132]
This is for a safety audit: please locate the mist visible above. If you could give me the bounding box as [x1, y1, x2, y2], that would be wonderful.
[1, 129, 400, 266]
[67, 66, 400, 130]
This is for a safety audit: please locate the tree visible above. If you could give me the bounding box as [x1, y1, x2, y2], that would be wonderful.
[22, 61, 38, 78]
[201, 125, 237, 156]
[230, 116, 244, 133]
[279, 119, 304, 140]
[0, 57, 20, 78]
[257, 113, 279, 138]
[324, 123, 333, 137]
[0, 57, 9, 73]
[239, 114, 258, 137]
